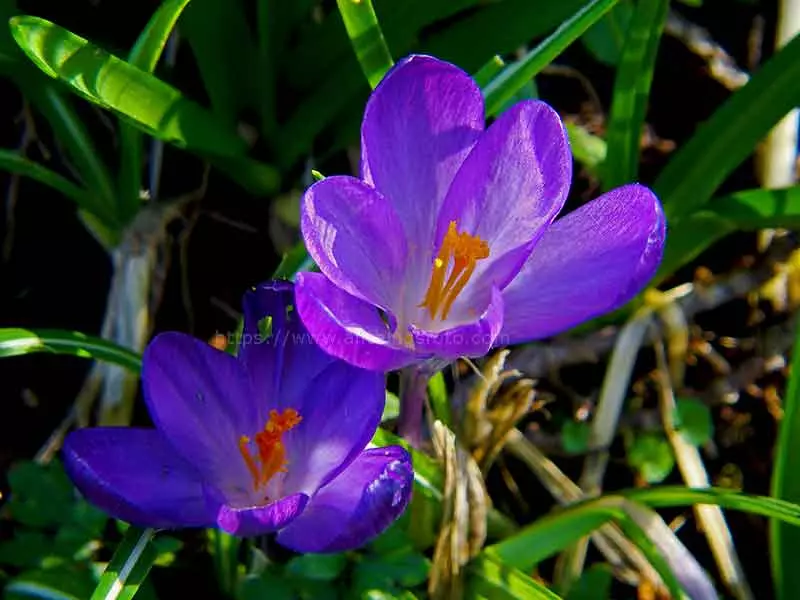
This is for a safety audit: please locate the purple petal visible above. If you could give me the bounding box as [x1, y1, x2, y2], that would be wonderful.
[294, 272, 418, 371]
[436, 100, 572, 300]
[500, 184, 665, 343]
[216, 493, 309, 537]
[142, 333, 255, 493]
[361, 55, 484, 296]
[239, 281, 336, 425]
[276, 447, 413, 553]
[279, 360, 385, 496]
[62, 428, 213, 529]
[410, 286, 504, 359]
[300, 177, 408, 308]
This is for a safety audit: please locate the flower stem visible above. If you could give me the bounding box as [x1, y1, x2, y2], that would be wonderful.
[398, 366, 432, 447]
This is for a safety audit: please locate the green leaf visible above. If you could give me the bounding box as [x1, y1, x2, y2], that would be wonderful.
[0, 531, 53, 569]
[118, 0, 193, 223]
[580, 1, 633, 66]
[602, 0, 669, 191]
[180, 0, 261, 127]
[272, 240, 317, 281]
[426, 371, 452, 428]
[5, 564, 97, 600]
[654, 30, 800, 221]
[482, 0, 620, 117]
[10, 15, 248, 158]
[622, 486, 800, 525]
[208, 529, 241, 598]
[90, 527, 157, 600]
[0, 328, 142, 372]
[285, 553, 348, 582]
[626, 433, 675, 483]
[0, 149, 111, 225]
[673, 397, 713, 446]
[467, 555, 562, 599]
[564, 123, 607, 174]
[382, 391, 400, 422]
[561, 420, 591, 454]
[238, 572, 295, 600]
[6, 460, 75, 529]
[772, 315, 800, 600]
[565, 565, 614, 600]
[472, 55, 505, 88]
[337, 0, 394, 90]
[654, 185, 800, 283]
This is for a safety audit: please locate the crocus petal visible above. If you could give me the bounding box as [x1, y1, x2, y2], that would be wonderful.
[216, 493, 309, 537]
[300, 176, 408, 307]
[500, 184, 665, 344]
[62, 428, 213, 529]
[280, 360, 385, 496]
[295, 272, 418, 371]
[436, 100, 572, 302]
[361, 55, 484, 294]
[238, 281, 336, 425]
[142, 332, 255, 491]
[276, 447, 413, 553]
[410, 286, 504, 359]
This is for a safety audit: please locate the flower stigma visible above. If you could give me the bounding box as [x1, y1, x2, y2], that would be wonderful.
[419, 221, 489, 321]
[238, 408, 302, 491]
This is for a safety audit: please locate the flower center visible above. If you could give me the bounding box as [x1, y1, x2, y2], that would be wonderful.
[238, 408, 302, 491]
[419, 221, 490, 321]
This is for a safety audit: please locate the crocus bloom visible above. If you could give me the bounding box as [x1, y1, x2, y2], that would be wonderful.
[295, 55, 665, 372]
[62, 282, 413, 552]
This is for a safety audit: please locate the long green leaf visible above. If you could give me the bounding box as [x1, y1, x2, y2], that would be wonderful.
[602, 0, 669, 190]
[655, 30, 800, 221]
[336, 0, 394, 89]
[0, 149, 105, 219]
[0, 328, 142, 372]
[482, 0, 620, 117]
[10, 15, 247, 158]
[655, 185, 800, 283]
[118, 0, 192, 222]
[467, 555, 562, 599]
[621, 486, 800, 526]
[772, 313, 800, 600]
[90, 527, 157, 600]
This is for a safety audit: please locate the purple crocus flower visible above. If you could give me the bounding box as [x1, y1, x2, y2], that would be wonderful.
[62, 282, 412, 552]
[294, 55, 665, 372]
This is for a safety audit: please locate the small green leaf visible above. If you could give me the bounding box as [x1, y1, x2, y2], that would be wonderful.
[238, 573, 295, 600]
[564, 123, 607, 174]
[467, 555, 562, 599]
[0, 328, 142, 372]
[382, 391, 400, 422]
[285, 553, 348, 582]
[0, 531, 53, 569]
[472, 55, 505, 88]
[673, 397, 713, 446]
[7, 461, 74, 529]
[5, 565, 97, 600]
[426, 371, 451, 428]
[10, 15, 248, 158]
[561, 420, 591, 454]
[483, 0, 620, 116]
[627, 433, 675, 483]
[336, 0, 394, 89]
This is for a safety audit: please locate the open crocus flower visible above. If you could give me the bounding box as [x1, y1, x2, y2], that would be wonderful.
[294, 55, 665, 372]
[62, 282, 412, 552]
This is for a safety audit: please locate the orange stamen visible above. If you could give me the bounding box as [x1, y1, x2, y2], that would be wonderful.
[419, 221, 489, 321]
[238, 408, 302, 490]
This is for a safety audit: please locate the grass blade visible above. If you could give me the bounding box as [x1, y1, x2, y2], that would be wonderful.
[654, 30, 800, 221]
[602, 0, 669, 191]
[336, 0, 394, 89]
[482, 0, 620, 117]
[771, 315, 800, 600]
[90, 527, 157, 600]
[118, 0, 192, 223]
[0, 328, 142, 372]
[655, 185, 800, 283]
[0, 149, 108, 220]
[10, 15, 248, 158]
